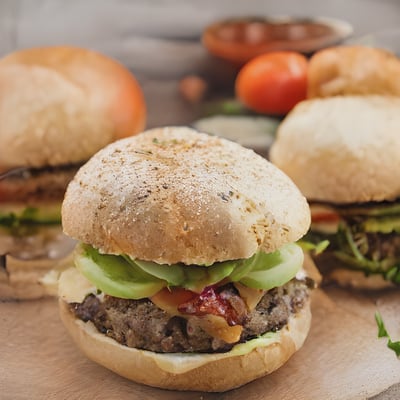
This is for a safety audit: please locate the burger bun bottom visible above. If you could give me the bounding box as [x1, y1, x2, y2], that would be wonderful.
[0, 253, 73, 300]
[59, 298, 311, 392]
[327, 268, 395, 290]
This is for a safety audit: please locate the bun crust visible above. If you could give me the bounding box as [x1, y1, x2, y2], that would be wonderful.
[327, 268, 395, 290]
[0, 46, 146, 170]
[62, 127, 310, 265]
[307, 45, 400, 98]
[59, 298, 311, 392]
[0, 253, 73, 300]
[270, 96, 400, 203]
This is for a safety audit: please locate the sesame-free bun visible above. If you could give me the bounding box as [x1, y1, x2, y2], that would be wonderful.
[59, 295, 311, 392]
[270, 96, 400, 203]
[0, 46, 146, 171]
[327, 268, 395, 290]
[307, 45, 400, 98]
[0, 252, 73, 300]
[62, 126, 310, 265]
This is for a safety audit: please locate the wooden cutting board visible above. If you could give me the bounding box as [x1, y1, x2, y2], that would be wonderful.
[1, 286, 399, 400]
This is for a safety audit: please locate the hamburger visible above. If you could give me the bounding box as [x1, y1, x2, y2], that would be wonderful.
[0, 46, 146, 299]
[59, 126, 312, 392]
[270, 95, 400, 289]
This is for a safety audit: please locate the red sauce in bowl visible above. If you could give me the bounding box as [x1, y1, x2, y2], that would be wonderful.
[202, 17, 353, 65]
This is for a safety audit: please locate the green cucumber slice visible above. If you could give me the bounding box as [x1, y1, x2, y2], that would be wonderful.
[75, 245, 165, 299]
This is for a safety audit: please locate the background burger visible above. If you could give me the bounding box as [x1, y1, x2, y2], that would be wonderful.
[307, 45, 400, 99]
[270, 95, 400, 289]
[0, 45, 146, 299]
[59, 126, 312, 392]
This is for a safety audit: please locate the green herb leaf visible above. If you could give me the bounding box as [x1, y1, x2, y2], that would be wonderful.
[298, 239, 330, 255]
[375, 312, 400, 357]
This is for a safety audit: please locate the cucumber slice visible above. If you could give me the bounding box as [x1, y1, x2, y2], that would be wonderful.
[239, 243, 304, 290]
[134, 259, 186, 286]
[74, 242, 304, 299]
[184, 260, 238, 292]
[0, 205, 61, 227]
[361, 216, 400, 233]
[75, 245, 165, 299]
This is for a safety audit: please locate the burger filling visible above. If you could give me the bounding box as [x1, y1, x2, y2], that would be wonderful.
[0, 164, 81, 203]
[62, 242, 312, 353]
[307, 200, 400, 283]
[0, 164, 80, 264]
[70, 279, 308, 353]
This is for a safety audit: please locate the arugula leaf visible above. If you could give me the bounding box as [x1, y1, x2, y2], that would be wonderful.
[298, 239, 330, 255]
[375, 312, 400, 357]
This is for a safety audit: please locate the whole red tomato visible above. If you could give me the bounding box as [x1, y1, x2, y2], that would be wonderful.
[235, 52, 308, 115]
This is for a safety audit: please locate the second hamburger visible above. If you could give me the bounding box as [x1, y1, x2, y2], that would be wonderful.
[270, 95, 400, 289]
[0, 45, 146, 299]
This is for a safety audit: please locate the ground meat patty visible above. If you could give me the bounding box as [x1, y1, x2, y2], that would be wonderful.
[70, 278, 309, 353]
[313, 229, 400, 279]
[364, 232, 400, 261]
[0, 164, 81, 203]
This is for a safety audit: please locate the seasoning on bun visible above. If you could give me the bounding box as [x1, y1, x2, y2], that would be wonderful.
[270, 95, 400, 289]
[0, 46, 146, 299]
[59, 126, 312, 392]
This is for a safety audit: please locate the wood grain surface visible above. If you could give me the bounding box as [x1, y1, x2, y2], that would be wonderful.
[1, 287, 399, 400]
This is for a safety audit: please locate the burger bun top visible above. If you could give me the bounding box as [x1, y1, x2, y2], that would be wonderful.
[62, 126, 310, 265]
[0, 46, 146, 171]
[270, 95, 400, 204]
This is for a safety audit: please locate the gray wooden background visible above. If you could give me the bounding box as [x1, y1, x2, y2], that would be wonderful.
[0, 0, 399, 128]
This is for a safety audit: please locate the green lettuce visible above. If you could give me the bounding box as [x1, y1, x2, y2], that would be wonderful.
[308, 201, 400, 283]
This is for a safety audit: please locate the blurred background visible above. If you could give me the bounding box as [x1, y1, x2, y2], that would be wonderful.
[0, 0, 399, 126]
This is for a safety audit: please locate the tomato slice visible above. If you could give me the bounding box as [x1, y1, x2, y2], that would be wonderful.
[311, 211, 340, 223]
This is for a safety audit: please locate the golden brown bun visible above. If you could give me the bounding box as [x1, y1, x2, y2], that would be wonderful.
[307, 45, 400, 98]
[62, 127, 311, 265]
[0, 252, 73, 300]
[0, 46, 146, 171]
[270, 96, 400, 203]
[327, 268, 395, 290]
[59, 297, 311, 392]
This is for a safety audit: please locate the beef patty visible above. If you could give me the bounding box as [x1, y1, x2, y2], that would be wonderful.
[0, 164, 81, 203]
[70, 278, 309, 353]
[310, 224, 400, 281]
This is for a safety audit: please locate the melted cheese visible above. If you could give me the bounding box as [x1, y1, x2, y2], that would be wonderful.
[58, 267, 96, 303]
[233, 282, 265, 311]
[189, 314, 242, 343]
